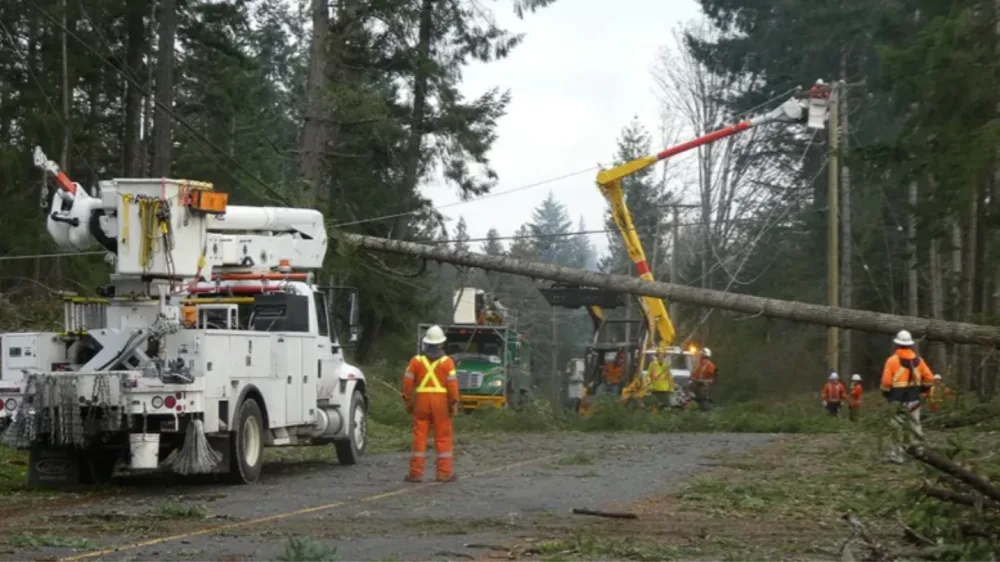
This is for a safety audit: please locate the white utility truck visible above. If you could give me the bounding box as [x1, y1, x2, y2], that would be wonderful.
[0, 147, 367, 486]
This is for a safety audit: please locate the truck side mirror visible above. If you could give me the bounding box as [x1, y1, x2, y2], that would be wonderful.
[321, 285, 363, 348]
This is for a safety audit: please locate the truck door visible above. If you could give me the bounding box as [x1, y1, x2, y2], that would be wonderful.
[314, 290, 342, 401]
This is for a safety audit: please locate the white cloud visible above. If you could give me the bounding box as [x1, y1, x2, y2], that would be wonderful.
[421, 0, 702, 256]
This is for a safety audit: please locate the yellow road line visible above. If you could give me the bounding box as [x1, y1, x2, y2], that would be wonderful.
[59, 452, 559, 562]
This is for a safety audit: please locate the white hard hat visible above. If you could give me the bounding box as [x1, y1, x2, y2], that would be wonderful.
[851, 374, 862, 382]
[703, 348, 712, 357]
[829, 372, 839, 380]
[934, 374, 942, 380]
[894, 330, 915, 346]
[422, 325, 447, 345]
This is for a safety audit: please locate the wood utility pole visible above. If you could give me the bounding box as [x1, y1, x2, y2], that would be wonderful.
[827, 82, 840, 374]
[670, 205, 680, 321]
[550, 304, 559, 414]
[344, 233, 1000, 346]
[839, 77, 853, 378]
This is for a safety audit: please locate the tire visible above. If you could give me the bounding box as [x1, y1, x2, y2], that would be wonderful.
[228, 398, 265, 484]
[334, 390, 367, 465]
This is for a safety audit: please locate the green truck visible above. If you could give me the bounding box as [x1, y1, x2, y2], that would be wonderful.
[416, 288, 532, 411]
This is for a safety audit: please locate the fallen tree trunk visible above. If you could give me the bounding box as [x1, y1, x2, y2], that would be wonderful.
[341, 234, 1000, 346]
[908, 446, 1000, 504]
[921, 484, 1000, 511]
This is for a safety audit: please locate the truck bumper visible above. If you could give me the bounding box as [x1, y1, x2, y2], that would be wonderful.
[460, 395, 506, 410]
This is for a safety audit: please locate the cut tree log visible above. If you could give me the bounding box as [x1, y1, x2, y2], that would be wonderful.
[907, 446, 1000, 503]
[920, 484, 1000, 510]
[341, 234, 1000, 346]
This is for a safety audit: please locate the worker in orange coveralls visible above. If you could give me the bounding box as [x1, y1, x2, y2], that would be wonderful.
[847, 374, 864, 422]
[881, 330, 935, 464]
[821, 372, 847, 417]
[926, 374, 955, 414]
[402, 325, 460, 482]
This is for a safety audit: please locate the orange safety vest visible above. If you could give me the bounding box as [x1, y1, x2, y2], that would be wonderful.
[693, 359, 717, 383]
[847, 383, 863, 407]
[927, 383, 953, 405]
[403, 355, 458, 402]
[822, 382, 846, 403]
[881, 349, 934, 391]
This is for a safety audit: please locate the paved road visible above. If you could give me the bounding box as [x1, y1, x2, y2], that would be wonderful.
[0, 433, 775, 561]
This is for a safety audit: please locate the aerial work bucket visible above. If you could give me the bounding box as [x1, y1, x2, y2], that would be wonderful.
[129, 433, 160, 469]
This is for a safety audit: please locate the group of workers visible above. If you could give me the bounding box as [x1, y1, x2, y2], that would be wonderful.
[820, 329, 956, 463]
[643, 347, 718, 410]
[400, 322, 955, 480]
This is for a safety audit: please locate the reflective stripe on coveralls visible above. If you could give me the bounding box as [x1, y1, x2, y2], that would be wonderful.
[404, 354, 459, 480]
[415, 356, 452, 393]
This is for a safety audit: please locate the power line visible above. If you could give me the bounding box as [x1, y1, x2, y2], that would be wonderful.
[332, 166, 600, 228]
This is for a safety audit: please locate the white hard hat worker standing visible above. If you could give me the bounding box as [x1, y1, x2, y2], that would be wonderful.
[822, 373, 846, 417]
[880, 329, 935, 464]
[847, 374, 864, 422]
[401, 325, 460, 482]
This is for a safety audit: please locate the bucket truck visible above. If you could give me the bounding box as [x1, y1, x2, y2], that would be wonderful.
[582, 80, 832, 407]
[0, 148, 368, 486]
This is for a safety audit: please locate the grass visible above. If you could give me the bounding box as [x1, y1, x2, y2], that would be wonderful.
[156, 502, 208, 519]
[277, 536, 338, 562]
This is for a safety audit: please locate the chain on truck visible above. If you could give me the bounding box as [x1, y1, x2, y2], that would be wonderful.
[0, 148, 368, 486]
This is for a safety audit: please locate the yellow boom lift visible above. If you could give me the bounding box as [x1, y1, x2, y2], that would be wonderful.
[592, 80, 832, 404]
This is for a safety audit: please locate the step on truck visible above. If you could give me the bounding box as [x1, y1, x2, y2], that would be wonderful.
[0, 147, 368, 486]
[417, 288, 531, 411]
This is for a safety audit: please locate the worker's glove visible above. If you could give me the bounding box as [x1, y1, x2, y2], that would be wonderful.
[450, 401, 459, 416]
[404, 401, 413, 415]
[920, 385, 932, 394]
[881, 389, 890, 400]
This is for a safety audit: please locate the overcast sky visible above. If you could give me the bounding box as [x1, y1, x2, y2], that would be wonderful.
[421, 0, 702, 257]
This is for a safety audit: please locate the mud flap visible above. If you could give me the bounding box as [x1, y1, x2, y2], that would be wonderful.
[206, 434, 232, 474]
[28, 446, 84, 487]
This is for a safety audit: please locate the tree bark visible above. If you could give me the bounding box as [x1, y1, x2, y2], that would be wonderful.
[907, 181, 918, 317]
[390, 0, 435, 241]
[299, 0, 331, 206]
[59, 0, 71, 171]
[123, 0, 147, 177]
[929, 236, 947, 372]
[343, 234, 1000, 346]
[151, 0, 177, 177]
[840, 59, 853, 379]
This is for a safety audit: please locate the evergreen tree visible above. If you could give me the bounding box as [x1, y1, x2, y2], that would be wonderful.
[528, 192, 574, 266]
[453, 216, 471, 252]
[601, 118, 666, 274]
[481, 228, 505, 255]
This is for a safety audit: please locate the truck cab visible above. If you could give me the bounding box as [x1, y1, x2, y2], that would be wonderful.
[416, 287, 532, 412]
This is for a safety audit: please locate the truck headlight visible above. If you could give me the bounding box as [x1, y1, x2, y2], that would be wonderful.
[488, 379, 504, 388]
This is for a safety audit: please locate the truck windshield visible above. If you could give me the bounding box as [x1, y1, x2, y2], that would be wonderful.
[452, 353, 501, 365]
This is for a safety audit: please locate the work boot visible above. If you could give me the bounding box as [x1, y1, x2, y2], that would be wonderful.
[435, 474, 457, 483]
[404, 474, 422, 483]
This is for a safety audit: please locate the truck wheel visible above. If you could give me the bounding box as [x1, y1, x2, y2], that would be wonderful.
[228, 398, 264, 484]
[334, 390, 366, 465]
